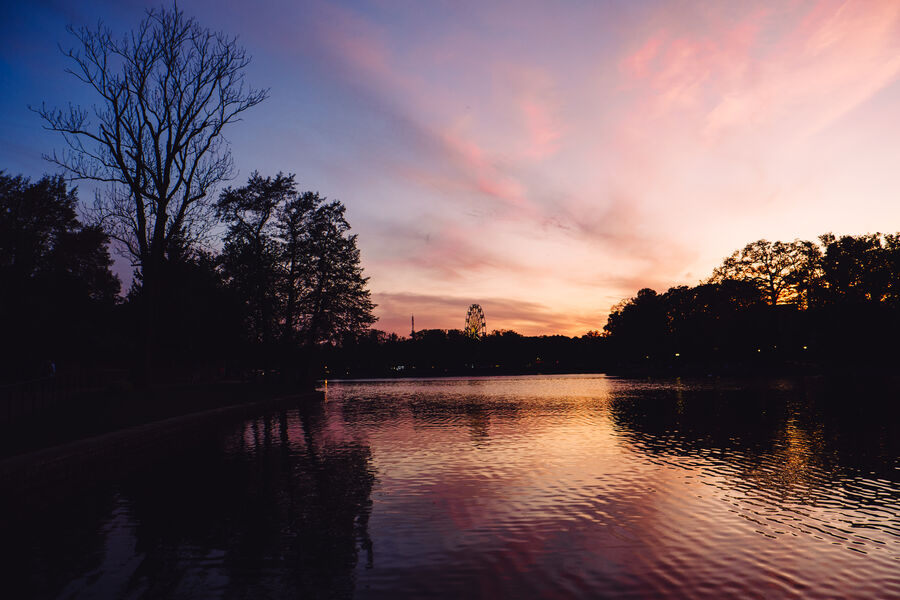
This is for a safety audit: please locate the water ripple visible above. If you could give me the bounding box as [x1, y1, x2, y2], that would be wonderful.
[4, 375, 899, 598]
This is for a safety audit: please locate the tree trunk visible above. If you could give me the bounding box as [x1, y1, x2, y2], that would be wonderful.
[138, 249, 165, 387]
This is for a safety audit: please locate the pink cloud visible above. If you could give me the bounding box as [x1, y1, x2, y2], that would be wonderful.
[365, 217, 525, 283]
[520, 97, 562, 160]
[504, 65, 565, 161]
[621, 1, 900, 139]
[399, 224, 516, 281]
[232, 0, 900, 337]
[438, 128, 531, 210]
[301, 9, 566, 215]
[623, 32, 666, 80]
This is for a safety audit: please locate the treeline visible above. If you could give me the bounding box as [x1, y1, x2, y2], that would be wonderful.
[0, 171, 374, 384]
[603, 235, 900, 372]
[0, 174, 121, 381]
[325, 233, 900, 379]
[321, 328, 609, 378]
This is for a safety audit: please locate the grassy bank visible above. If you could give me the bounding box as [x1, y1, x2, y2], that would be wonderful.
[0, 379, 317, 459]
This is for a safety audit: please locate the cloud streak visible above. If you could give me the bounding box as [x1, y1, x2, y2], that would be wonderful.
[293, 0, 900, 336]
[7, 0, 900, 336]
[621, 1, 900, 140]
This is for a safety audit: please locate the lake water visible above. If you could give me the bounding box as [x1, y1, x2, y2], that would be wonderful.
[5, 375, 900, 598]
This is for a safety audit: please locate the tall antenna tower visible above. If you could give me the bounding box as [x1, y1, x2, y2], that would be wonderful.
[411, 315, 415, 337]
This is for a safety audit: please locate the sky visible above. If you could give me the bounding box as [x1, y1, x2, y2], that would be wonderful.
[3, 0, 900, 336]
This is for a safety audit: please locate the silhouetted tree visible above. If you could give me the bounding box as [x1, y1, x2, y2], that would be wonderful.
[329, 229, 900, 378]
[663, 280, 768, 357]
[35, 5, 267, 380]
[711, 239, 822, 306]
[819, 233, 893, 305]
[217, 174, 376, 355]
[217, 172, 293, 347]
[319, 326, 613, 378]
[885, 234, 900, 306]
[600, 231, 900, 372]
[283, 195, 376, 346]
[125, 238, 245, 379]
[277, 190, 315, 343]
[0, 173, 119, 380]
[603, 288, 668, 358]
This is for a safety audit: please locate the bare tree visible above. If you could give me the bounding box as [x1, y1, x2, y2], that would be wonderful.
[36, 5, 266, 272]
[34, 5, 267, 380]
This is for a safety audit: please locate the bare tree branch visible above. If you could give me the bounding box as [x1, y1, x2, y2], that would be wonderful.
[33, 5, 268, 273]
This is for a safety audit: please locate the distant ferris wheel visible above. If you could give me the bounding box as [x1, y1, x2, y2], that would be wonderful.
[464, 304, 486, 339]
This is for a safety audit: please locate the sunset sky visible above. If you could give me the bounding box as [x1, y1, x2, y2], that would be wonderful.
[3, 0, 900, 336]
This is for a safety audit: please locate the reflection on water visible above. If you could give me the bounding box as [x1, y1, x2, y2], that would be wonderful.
[5, 403, 375, 599]
[4, 375, 900, 598]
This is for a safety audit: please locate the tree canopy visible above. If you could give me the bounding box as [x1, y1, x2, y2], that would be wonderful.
[217, 172, 377, 356]
[604, 232, 900, 371]
[710, 239, 822, 306]
[0, 173, 120, 379]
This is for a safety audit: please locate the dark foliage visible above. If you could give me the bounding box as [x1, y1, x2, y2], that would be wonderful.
[35, 5, 267, 381]
[320, 328, 610, 379]
[5, 158, 899, 385]
[217, 173, 376, 368]
[0, 168, 375, 386]
[325, 230, 900, 379]
[0, 173, 120, 381]
[126, 244, 247, 381]
[604, 233, 900, 373]
[217, 172, 291, 348]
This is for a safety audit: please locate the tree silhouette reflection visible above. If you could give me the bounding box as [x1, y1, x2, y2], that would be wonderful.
[607, 379, 900, 503]
[3, 404, 375, 599]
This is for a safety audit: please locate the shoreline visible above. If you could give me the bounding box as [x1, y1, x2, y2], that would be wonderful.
[0, 389, 323, 511]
